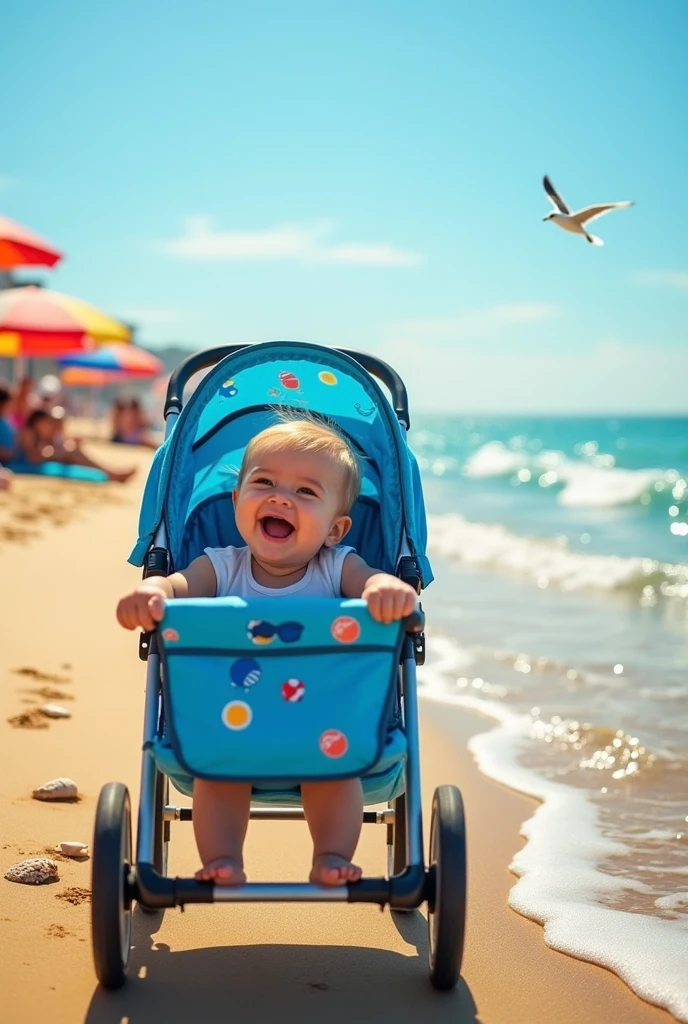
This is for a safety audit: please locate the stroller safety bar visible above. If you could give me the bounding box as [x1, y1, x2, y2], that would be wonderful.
[162, 806, 395, 824]
[132, 861, 427, 909]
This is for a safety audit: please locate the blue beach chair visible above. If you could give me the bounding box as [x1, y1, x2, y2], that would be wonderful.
[90, 341, 467, 991]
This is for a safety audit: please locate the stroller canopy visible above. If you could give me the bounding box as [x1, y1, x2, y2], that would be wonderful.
[130, 341, 432, 586]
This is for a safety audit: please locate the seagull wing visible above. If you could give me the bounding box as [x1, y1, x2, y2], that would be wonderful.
[574, 201, 634, 225]
[543, 175, 571, 214]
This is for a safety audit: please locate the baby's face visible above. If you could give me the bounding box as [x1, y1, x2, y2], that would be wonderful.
[234, 446, 351, 570]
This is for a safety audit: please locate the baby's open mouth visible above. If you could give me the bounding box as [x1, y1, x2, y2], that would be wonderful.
[260, 516, 295, 540]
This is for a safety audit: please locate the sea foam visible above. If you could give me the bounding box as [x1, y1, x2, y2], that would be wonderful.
[427, 513, 688, 599]
[462, 440, 673, 510]
[419, 637, 688, 1021]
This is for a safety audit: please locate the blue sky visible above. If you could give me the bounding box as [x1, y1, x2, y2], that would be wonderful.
[4, 0, 687, 413]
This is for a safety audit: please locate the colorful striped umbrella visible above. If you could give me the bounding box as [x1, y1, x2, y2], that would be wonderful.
[59, 344, 163, 384]
[0, 214, 63, 270]
[0, 285, 130, 357]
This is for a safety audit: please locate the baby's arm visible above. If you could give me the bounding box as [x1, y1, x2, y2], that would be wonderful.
[116, 554, 217, 631]
[341, 553, 417, 624]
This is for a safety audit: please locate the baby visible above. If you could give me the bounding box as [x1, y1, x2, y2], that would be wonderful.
[117, 416, 418, 887]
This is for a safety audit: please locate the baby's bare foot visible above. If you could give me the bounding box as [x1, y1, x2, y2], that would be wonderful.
[310, 853, 362, 887]
[195, 857, 246, 886]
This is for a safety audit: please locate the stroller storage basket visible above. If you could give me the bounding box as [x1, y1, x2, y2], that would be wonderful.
[156, 596, 405, 782]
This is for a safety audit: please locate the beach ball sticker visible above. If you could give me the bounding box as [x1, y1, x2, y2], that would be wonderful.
[318, 370, 337, 386]
[278, 370, 300, 391]
[281, 678, 306, 703]
[219, 378, 238, 398]
[230, 658, 261, 690]
[222, 701, 253, 731]
[319, 729, 348, 759]
[331, 616, 361, 644]
[162, 628, 179, 643]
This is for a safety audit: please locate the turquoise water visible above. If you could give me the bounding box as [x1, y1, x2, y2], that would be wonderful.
[415, 415, 688, 562]
[411, 415, 688, 1020]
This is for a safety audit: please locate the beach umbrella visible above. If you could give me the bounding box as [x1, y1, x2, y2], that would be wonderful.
[0, 285, 131, 358]
[0, 214, 63, 270]
[59, 344, 163, 384]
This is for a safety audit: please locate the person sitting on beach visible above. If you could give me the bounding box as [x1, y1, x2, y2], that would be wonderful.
[17, 409, 136, 484]
[10, 376, 38, 429]
[111, 398, 158, 449]
[116, 416, 418, 887]
[0, 383, 18, 462]
[129, 398, 158, 449]
[0, 383, 16, 490]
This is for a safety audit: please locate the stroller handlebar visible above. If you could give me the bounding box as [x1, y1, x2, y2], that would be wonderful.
[164, 342, 411, 428]
[403, 606, 425, 633]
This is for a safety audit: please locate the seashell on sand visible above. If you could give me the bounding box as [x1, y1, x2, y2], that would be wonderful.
[32, 778, 78, 801]
[55, 841, 88, 858]
[38, 703, 71, 719]
[5, 857, 59, 885]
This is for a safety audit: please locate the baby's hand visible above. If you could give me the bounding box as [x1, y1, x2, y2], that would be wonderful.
[362, 574, 418, 625]
[116, 584, 168, 632]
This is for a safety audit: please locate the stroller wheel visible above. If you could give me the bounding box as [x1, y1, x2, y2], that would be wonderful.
[91, 783, 133, 989]
[427, 785, 466, 990]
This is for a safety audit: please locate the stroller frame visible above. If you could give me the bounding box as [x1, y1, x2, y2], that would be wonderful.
[91, 343, 466, 991]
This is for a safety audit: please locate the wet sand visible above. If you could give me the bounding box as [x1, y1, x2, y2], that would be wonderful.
[0, 443, 677, 1023]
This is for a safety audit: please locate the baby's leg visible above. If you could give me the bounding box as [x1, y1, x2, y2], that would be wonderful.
[301, 778, 363, 886]
[192, 779, 252, 885]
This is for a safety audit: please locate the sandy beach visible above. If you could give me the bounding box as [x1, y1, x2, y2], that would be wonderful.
[0, 443, 678, 1024]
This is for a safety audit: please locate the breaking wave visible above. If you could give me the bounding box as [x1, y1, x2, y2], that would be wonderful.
[427, 513, 688, 599]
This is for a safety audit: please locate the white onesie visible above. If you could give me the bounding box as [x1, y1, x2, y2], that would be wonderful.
[203, 544, 355, 599]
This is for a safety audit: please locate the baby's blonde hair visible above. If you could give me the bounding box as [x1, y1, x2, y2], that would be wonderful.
[237, 412, 361, 513]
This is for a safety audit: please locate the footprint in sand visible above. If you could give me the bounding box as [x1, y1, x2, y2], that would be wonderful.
[7, 709, 50, 730]
[46, 923, 76, 939]
[12, 667, 71, 684]
[56, 887, 91, 906]
[20, 686, 73, 702]
[0, 525, 39, 543]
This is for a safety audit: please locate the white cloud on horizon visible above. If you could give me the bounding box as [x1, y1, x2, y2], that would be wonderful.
[158, 217, 423, 267]
[635, 270, 688, 291]
[370, 335, 687, 414]
[383, 303, 561, 344]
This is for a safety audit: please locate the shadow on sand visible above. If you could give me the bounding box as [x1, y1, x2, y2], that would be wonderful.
[84, 906, 479, 1024]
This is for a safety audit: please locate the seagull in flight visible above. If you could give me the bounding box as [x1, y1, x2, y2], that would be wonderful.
[542, 175, 634, 246]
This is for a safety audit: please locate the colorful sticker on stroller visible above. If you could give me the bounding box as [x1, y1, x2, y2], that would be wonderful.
[354, 402, 375, 417]
[281, 678, 306, 703]
[247, 619, 304, 645]
[230, 658, 261, 689]
[330, 616, 361, 644]
[319, 729, 348, 758]
[268, 369, 309, 406]
[162, 628, 179, 642]
[222, 701, 253, 730]
[278, 371, 300, 390]
[318, 370, 337, 386]
[219, 378, 238, 398]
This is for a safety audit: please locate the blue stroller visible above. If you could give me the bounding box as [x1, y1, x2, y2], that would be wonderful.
[90, 341, 467, 991]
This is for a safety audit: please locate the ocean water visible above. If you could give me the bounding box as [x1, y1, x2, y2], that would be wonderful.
[411, 416, 688, 1020]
